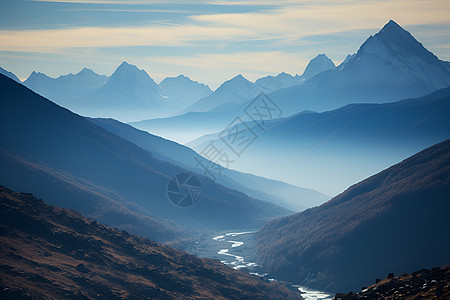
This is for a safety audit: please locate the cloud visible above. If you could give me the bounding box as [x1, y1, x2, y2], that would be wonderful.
[3, 0, 450, 87]
[0, 25, 253, 52]
[31, 0, 211, 4]
[31, 0, 173, 3]
[193, 0, 450, 38]
[7, 0, 448, 53]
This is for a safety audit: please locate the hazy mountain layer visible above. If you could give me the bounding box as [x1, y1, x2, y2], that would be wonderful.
[0, 74, 290, 241]
[190, 87, 450, 195]
[90, 117, 329, 211]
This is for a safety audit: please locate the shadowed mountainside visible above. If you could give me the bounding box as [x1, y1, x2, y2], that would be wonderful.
[257, 139, 450, 292]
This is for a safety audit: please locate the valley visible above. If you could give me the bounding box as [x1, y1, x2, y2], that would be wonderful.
[190, 229, 335, 300]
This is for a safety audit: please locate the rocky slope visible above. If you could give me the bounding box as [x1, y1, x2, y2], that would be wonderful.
[0, 186, 299, 299]
[334, 267, 450, 299]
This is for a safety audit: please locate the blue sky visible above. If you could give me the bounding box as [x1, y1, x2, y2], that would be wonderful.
[1, 0, 449, 89]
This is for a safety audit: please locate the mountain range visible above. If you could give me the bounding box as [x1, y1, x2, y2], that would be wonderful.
[131, 20, 450, 145]
[24, 67, 108, 108]
[18, 51, 335, 124]
[10, 48, 336, 126]
[0, 73, 290, 243]
[256, 138, 450, 292]
[0, 186, 299, 299]
[268, 20, 450, 114]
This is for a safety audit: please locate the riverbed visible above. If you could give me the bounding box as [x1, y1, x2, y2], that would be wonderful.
[190, 230, 334, 300]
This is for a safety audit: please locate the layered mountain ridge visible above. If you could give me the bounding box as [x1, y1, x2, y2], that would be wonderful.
[0, 73, 290, 242]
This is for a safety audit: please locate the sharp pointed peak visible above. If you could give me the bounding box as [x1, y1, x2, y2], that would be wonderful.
[383, 20, 402, 30]
[311, 53, 332, 61]
[24, 71, 50, 82]
[118, 61, 133, 67]
[30, 71, 48, 77]
[115, 61, 141, 72]
[112, 61, 145, 76]
[376, 20, 411, 39]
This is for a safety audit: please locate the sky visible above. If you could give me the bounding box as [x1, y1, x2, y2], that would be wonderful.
[0, 0, 449, 89]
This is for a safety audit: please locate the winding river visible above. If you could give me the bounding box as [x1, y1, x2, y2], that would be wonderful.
[191, 230, 334, 300]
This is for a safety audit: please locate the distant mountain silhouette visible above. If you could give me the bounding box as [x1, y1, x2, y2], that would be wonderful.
[159, 74, 212, 110]
[84, 61, 169, 120]
[187, 54, 336, 113]
[0, 186, 299, 299]
[0, 66, 21, 83]
[0, 74, 290, 241]
[255, 72, 301, 92]
[24, 67, 108, 108]
[90, 117, 329, 211]
[185, 74, 266, 113]
[263, 20, 450, 115]
[95, 61, 160, 103]
[296, 53, 335, 81]
[256, 139, 450, 292]
[135, 21, 450, 148]
[21, 62, 213, 121]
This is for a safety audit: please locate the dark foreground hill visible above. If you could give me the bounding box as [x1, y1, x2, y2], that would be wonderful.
[257, 139, 450, 292]
[334, 267, 450, 299]
[0, 186, 299, 299]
